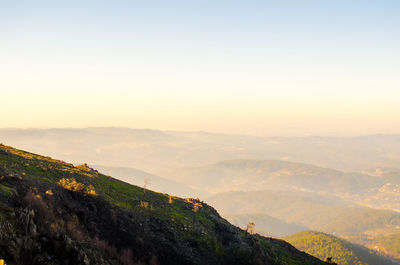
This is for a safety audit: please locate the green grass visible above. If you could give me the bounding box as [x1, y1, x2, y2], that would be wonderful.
[0, 144, 218, 243]
[0, 184, 12, 197]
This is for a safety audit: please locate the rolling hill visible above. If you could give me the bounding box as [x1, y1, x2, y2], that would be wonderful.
[284, 231, 397, 265]
[161, 159, 381, 195]
[0, 144, 328, 265]
[207, 190, 400, 235]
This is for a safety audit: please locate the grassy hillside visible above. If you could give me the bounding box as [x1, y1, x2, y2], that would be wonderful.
[91, 165, 202, 198]
[0, 144, 327, 265]
[284, 231, 397, 265]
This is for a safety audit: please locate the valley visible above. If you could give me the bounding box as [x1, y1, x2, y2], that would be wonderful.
[1, 129, 399, 264]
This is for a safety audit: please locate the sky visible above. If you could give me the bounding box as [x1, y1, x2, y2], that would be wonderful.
[1, 0, 400, 136]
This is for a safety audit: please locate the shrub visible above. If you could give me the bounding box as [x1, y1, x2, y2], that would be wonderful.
[86, 184, 97, 195]
[59, 178, 84, 192]
[58, 178, 96, 195]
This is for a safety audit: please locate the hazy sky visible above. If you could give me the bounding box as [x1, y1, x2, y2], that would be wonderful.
[1, 0, 400, 136]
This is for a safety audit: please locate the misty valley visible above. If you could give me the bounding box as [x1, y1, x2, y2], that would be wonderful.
[0, 128, 399, 265]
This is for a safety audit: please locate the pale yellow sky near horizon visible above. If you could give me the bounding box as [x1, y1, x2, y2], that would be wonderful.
[2, 55, 400, 136]
[2, 79, 400, 137]
[2, 59, 400, 136]
[1, 1, 400, 136]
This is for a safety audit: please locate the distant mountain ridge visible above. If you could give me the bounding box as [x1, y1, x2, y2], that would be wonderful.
[162, 159, 381, 195]
[1, 128, 400, 172]
[163, 159, 400, 213]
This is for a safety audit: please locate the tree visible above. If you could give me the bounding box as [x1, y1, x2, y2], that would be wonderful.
[143, 177, 151, 194]
[326, 257, 337, 264]
[247, 222, 255, 235]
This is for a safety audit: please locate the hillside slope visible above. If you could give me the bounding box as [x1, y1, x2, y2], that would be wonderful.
[284, 231, 397, 265]
[0, 144, 327, 265]
[91, 165, 202, 198]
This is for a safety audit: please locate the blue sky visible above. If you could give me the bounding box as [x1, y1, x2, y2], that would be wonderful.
[1, 1, 399, 136]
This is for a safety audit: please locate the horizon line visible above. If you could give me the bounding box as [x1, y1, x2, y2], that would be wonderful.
[0, 126, 398, 139]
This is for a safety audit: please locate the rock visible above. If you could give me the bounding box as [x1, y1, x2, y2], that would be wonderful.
[29, 222, 37, 237]
[64, 235, 72, 249]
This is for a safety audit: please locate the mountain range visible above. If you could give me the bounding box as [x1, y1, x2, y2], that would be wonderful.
[1, 128, 400, 172]
[160, 159, 381, 195]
